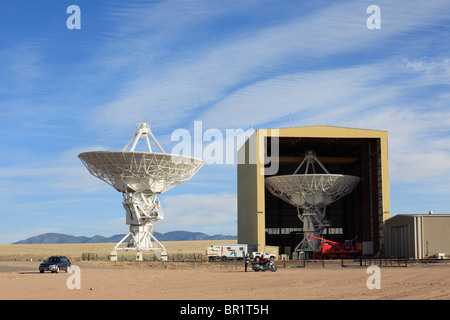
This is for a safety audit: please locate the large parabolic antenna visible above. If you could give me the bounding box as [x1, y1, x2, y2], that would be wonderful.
[79, 121, 204, 261]
[265, 150, 360, 255]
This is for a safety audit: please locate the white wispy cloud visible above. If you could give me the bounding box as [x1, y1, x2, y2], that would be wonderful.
[85, 1, 450, 134]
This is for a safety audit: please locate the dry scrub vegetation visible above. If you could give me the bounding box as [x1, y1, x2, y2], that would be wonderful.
[0, 240, 237, 262]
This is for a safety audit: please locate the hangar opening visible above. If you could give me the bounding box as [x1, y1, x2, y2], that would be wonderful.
[264, 136, 383, 256]
[237, 126, 390, 259]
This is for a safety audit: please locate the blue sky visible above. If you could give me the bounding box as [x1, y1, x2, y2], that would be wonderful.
[1, 1, 450, 243]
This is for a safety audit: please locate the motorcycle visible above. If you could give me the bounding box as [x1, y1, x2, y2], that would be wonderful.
[251, 259, 277, 272]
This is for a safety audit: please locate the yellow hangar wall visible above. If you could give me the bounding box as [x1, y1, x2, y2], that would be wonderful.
[237, 125, 390, 255]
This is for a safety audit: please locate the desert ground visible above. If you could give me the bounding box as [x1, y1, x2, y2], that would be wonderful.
[0, 241, 449, 302]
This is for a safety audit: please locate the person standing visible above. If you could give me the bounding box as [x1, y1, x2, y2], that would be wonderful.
[244, 253, 250, 272]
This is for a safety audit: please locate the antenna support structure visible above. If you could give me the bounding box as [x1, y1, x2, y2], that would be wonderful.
[79, 121, 204, 261]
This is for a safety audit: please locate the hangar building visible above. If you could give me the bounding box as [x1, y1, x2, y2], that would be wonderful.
[237, 126, 390, 258]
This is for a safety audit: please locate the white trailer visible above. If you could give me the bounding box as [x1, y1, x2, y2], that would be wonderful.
[206, 244, 248, 261]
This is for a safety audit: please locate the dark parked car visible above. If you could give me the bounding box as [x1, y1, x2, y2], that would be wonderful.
[39, 256, 71, 273]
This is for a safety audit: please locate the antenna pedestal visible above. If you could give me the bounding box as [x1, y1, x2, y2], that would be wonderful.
[111, 224, 168, 261]
[111, 192, 168, 261]
[294, 206, 330, 254]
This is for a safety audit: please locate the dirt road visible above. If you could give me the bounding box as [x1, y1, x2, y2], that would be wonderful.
[0, 261, 449, 301]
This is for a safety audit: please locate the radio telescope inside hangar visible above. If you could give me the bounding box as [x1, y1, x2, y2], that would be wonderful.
[79, 121, 204, 261]
[265, 150, 360, 256]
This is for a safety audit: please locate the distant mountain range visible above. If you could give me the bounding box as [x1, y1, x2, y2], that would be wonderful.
[13, 231, 236, 244]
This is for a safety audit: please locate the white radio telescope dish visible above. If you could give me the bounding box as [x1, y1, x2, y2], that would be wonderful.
[265, 150, 360, 255]
[79, 121, 204, 261]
